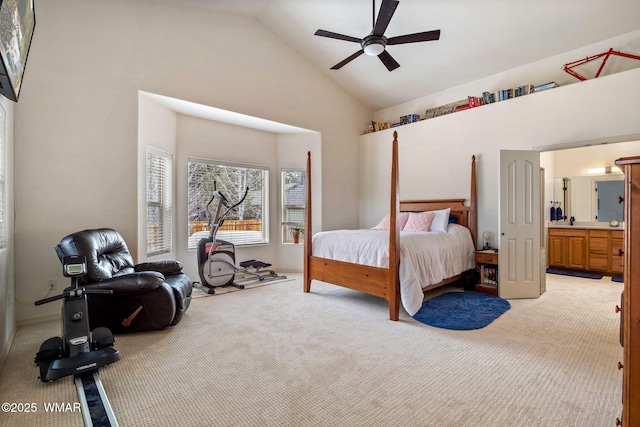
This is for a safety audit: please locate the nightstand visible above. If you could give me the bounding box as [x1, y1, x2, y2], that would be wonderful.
[475, 250, 498, 296]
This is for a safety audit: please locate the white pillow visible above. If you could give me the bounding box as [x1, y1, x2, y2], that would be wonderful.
[429, 208, 451, 232]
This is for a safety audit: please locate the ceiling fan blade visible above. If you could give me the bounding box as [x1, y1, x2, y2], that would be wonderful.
[387, 29, 441, 45]
[330, 50, 365, 70]
[314, 29, 362, 44]
[378, 50, 400, 71]
[372, 0, 399, 36]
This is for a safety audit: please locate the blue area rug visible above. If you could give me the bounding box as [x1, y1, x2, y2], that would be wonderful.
[612, 276, 623, 283]
[546, 268, 603, 279]
[413, 291, 511, 330]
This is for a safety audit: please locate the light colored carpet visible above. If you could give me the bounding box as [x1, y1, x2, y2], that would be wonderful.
[0, 273, 623, 426]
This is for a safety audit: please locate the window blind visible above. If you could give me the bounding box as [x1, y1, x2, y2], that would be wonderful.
[146, 148, 173, 256]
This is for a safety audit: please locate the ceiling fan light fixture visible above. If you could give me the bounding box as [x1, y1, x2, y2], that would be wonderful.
[314, 0, 441, 71]
[363, 41, 385, 56]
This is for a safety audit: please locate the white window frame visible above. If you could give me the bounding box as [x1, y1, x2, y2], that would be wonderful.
[146, 147, 173, 256]
[281, 168, 306, 244]
[187, 158, 269, 250]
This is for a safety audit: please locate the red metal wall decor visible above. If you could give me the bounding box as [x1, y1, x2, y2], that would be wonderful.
[563, 48, 640, 81]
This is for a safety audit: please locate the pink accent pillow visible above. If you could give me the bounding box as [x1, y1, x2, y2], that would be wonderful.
[372, 212, 410, 230]
[403, 211, 436, 232]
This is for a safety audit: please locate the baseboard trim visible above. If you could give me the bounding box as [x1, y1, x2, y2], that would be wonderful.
[0, 325, 16, 374]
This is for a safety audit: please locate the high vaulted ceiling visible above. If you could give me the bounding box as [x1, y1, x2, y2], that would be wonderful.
[145, 0, 640, 111]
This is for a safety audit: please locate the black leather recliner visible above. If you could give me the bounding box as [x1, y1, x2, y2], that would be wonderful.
[55, 228, 192, 333]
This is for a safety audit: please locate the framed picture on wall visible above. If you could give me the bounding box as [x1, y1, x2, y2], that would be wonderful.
[0, 0, 36, 102]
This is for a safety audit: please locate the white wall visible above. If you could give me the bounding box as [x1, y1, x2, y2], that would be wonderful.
[13, 0, 371, 323]
[138, 94, 178, 259]
[360, 68, 640, 248]
[0, 98, 15, 370]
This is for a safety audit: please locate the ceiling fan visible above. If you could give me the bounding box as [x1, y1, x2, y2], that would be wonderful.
[314, 0, 441, 72]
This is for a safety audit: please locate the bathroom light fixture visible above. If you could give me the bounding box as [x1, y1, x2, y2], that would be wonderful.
[587, 166, 621, 175]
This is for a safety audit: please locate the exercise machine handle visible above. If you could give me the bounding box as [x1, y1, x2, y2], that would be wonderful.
[35, 292, 68, 306]
[35, 289, 113, 306]
[234, 187, 249, 209]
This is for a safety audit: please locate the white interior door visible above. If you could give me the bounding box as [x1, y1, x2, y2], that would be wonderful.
[499, 150, 542, 299]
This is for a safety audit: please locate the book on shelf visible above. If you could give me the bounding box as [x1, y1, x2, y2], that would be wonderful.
[366, 121, 390, 132]
[514, 84, 533, 96]
[469, 83, 536, 106]
[479, 265, 498, 287]
[467, 96, 482, 108]
[533, 81, 559, 92]
[482, 91, 495, 104]
[425, 99, 467, 119]
[400, 114, 420, 124]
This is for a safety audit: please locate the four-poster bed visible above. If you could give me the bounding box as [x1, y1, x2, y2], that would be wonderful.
[303, 131, 478, 320]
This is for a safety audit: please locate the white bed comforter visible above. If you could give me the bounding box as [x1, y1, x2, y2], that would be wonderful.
[312, 224, 476, 316]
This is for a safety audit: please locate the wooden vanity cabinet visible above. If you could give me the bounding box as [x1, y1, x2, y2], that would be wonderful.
[587, 229, 624, 274]
[588, 230, 610, 271]
[548, 228, 586, 270]
[548, 227, 623, 275]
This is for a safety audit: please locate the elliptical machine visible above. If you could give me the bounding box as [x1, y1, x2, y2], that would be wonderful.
[34, 254, 121, 427]
[193, 184, 286, 295]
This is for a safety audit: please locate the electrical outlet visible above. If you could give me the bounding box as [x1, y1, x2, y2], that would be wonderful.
[48, 279, 57, 291]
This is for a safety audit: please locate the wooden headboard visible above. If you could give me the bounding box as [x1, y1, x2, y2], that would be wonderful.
[400, 199, 471, 228]
[398, 156, 477, 246]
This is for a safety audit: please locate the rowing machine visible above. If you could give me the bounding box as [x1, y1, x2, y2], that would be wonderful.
[34, 255, 120, 426]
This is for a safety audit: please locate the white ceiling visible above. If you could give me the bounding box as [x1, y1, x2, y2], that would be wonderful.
[144, 0, 640, 111]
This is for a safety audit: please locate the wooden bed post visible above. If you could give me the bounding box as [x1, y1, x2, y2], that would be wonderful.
[388, 132, 400, 321]
[469, 155, 477, 248]
[303, 151, 312, 293]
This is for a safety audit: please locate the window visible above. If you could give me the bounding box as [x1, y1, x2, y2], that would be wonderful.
[281, 169, 306, 243]
[188, 159, 269, 249]
[146, 148, 173, 256]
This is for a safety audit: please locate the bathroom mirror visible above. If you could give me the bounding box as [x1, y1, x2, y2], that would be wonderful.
[553, 175, 624, 222]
